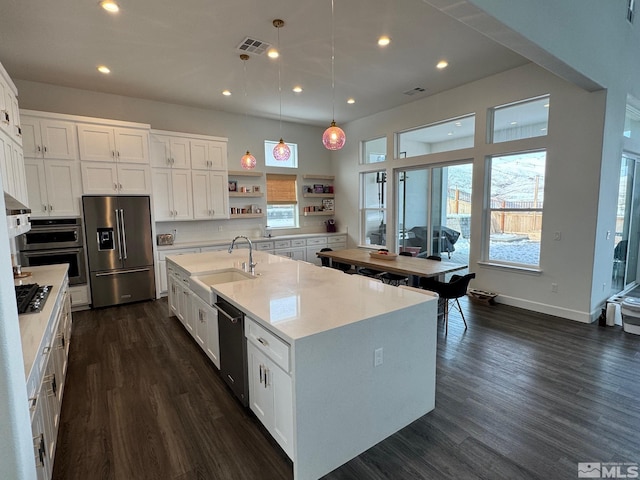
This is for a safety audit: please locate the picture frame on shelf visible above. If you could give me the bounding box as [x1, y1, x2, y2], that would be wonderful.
[314, 184, 325, 194]
[253, 185, 261, 193]
[322, 199, 335, 211]
[228, 180, 237, 192]
[303, 185, 313, 194]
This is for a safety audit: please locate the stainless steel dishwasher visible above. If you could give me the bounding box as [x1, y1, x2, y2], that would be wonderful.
[213, 297, 248, 406]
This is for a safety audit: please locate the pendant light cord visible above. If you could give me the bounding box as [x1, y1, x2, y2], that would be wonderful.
[330, 0, 336, 122]
[277, 25, 283, 138]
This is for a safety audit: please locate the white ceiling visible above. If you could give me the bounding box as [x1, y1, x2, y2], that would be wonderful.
[0, 0, 531, 127]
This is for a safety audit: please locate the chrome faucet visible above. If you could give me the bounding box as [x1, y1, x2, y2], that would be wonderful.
[228, 235, 256, 274]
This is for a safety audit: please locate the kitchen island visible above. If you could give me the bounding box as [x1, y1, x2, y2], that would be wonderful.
[166, 249, 438, 479]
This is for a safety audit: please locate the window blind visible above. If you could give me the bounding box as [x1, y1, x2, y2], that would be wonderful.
[267, 174, 298, 204]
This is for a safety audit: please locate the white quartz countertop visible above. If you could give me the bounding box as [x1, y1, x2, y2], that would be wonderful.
[16, 264, 69, 381]
[167, 250, 437, 343]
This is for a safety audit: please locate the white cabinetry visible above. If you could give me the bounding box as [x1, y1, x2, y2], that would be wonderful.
[24, 159, 81, 217]
[246, 318, 293, 459]
[0, 63, 22, 142]
[159, 249, 199, 295]
[152, 169, 193, 221]
[78, 121, 151, 195]
[168, 268, 194, 334]
[191, 294, 220, 368]
[1, 133, 28, 205]
[190, 139, 227, 170]
[192, 170, 229, 220]
[21, 117, 76, 160]
[150, 132, 190, 169]
[78, 124, 149, 164]
[273, 239, 306, 260]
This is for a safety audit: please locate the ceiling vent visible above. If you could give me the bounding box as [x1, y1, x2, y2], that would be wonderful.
[403, 87, 426, 96]
[237, 37, 272, 55]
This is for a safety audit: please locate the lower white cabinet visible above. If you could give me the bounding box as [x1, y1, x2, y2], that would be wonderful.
[159, 249, 199, 295]
[246, 319, 294, 459]
[191, 294, 220, 368]
[169, 270, 193, 334]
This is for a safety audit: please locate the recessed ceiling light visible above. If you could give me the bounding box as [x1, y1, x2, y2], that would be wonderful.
[97, 65, 111, 74]
[455, 121, 462, 127]
[510, 121, 518, 125]
[447, 132, 453, 136]
[267, 48, 279, 59]
[99, 0, 119, 13]
[347, 98, 355, 104]
[292, 86, 303, 93]
[436, 60, 448, 69]
[378, 36, 391, 47]
[222, 90, 231, 96]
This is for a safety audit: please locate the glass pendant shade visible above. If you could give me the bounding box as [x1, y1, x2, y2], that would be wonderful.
[322, 121, 346, 150]
[273, 138, 291, 161]
[240, 151, 256, 170]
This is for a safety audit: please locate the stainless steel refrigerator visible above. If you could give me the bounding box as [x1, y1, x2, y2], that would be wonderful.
[83, 195, 155, 308]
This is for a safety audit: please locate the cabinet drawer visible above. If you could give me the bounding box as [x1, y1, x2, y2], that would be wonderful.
[328, 235, 347, 244]
[291, 239, 306, 247]
[274, 240, 291, 249]
[306, 237, 327, 246]
[256, 241, 274, 251]
[245, 318, 290, 372]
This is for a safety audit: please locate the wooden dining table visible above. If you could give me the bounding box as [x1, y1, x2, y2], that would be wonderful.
[316, 248, 467, 279]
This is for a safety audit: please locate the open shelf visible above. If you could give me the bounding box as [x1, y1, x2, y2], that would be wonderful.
[303, 193, 334, 198]
[229, 192, 264, 198]
[230, 213, 264, 219]
[228, 170, 263, 177]
[303, 211, 335, 216]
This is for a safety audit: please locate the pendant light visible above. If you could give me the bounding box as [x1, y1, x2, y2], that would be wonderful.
[239, 54, 256, 170]
[322, 0, 346, 150]
[272, 19, 291, 162]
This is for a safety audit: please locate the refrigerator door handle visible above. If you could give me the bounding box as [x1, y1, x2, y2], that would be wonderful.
[114, 209, 123, 260]
[95, 267, 151, 277]
[119, 209, 128, 260]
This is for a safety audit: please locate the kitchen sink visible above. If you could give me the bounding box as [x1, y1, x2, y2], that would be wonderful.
[189, 269, 255, 304]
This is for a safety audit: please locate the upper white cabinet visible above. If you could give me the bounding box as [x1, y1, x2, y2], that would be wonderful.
[81, 161, 151, 195]
[21, 117, 77, 160]
[152, 168, 193, 221]
[0, 66, 22, 143]
[78, 124, 149, 164]
[191, 170, 229, 220]
[25, 159, 81, 217]
[150, 132, 190, 169]
[190, 139, 227, 170]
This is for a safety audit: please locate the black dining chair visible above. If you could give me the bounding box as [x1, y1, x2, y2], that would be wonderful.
[421, 272, 476, 335]
[379, 252, 413, 286]
[318, 248, 353, 273]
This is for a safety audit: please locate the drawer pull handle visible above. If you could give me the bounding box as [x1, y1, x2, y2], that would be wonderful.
[257, 337, 268, 347]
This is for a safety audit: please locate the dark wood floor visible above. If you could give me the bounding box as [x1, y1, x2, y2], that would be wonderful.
[53, 297, 640, 480]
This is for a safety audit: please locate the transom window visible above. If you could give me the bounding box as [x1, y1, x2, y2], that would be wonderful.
[397, 114, 475, 159]
[489, 95, 550, 144]
[264, 140, 298, 168]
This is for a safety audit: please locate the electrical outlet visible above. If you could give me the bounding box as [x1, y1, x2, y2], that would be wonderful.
[551, 283, 558, 293]
[374, 348, 383, 367]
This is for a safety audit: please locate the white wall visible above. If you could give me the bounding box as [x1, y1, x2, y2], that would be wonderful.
[333, 63, 607, 322]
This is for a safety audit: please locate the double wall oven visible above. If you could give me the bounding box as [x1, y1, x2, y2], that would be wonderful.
[18, 218, 87, 286]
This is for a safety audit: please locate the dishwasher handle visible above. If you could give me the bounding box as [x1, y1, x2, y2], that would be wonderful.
[213, 302, 242, 324]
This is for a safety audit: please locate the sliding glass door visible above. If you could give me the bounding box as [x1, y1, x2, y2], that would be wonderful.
[396, 162, 472, 266]
[613, 154, 640, 292]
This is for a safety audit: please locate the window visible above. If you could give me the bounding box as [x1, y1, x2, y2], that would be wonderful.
[362, 137, 387, 164]
[266, 174, 298, 228]
[485, 151, 546, 267]
[361, 171, 387, 246]
[397, 114, 475, 159]
[264, 140, 298, 168]
[624, 102, 640, 140]
[490, 95, 549, 144]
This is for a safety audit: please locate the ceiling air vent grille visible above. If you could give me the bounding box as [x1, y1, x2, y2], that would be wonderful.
[237, 37, 271, 55]
[403, 87, 426, 96]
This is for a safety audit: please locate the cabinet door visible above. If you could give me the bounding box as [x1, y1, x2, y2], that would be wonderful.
[152, 169, 174, 221]
[157, 260, 168, 295]
[189, 139, 209, 170]
[25, 159, 48, 216]
[78, 124, 116, 162]
[248, 343, 273, 426]
[0, 134, 11, 194]
[150, 134, 171, 168]
[31, 393, 51, 480]
[180, 284, 194, 335]
[209, 171, 229, 219]
[208, 141, 227, 170]
[271, 360, 294, 458]
[44, 160, 81, 217]
[205, 303, 220, 368]
[168, 274, 179, 316]
[12, 144, 28, 205]
[117, 164, 151, 194]
[191, 170, 213, 219]
[114, 128, 149, 164]
[170, 137, 190, 169]
[81, 162, 119, 194]
[171, 170, 193, 220]
[41, 120, 77, 160]
[21, 117, 41, 157]
[192, 297, 207, 348]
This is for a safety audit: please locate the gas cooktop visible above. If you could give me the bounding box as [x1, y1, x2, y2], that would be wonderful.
[15, 283, 52, 315]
